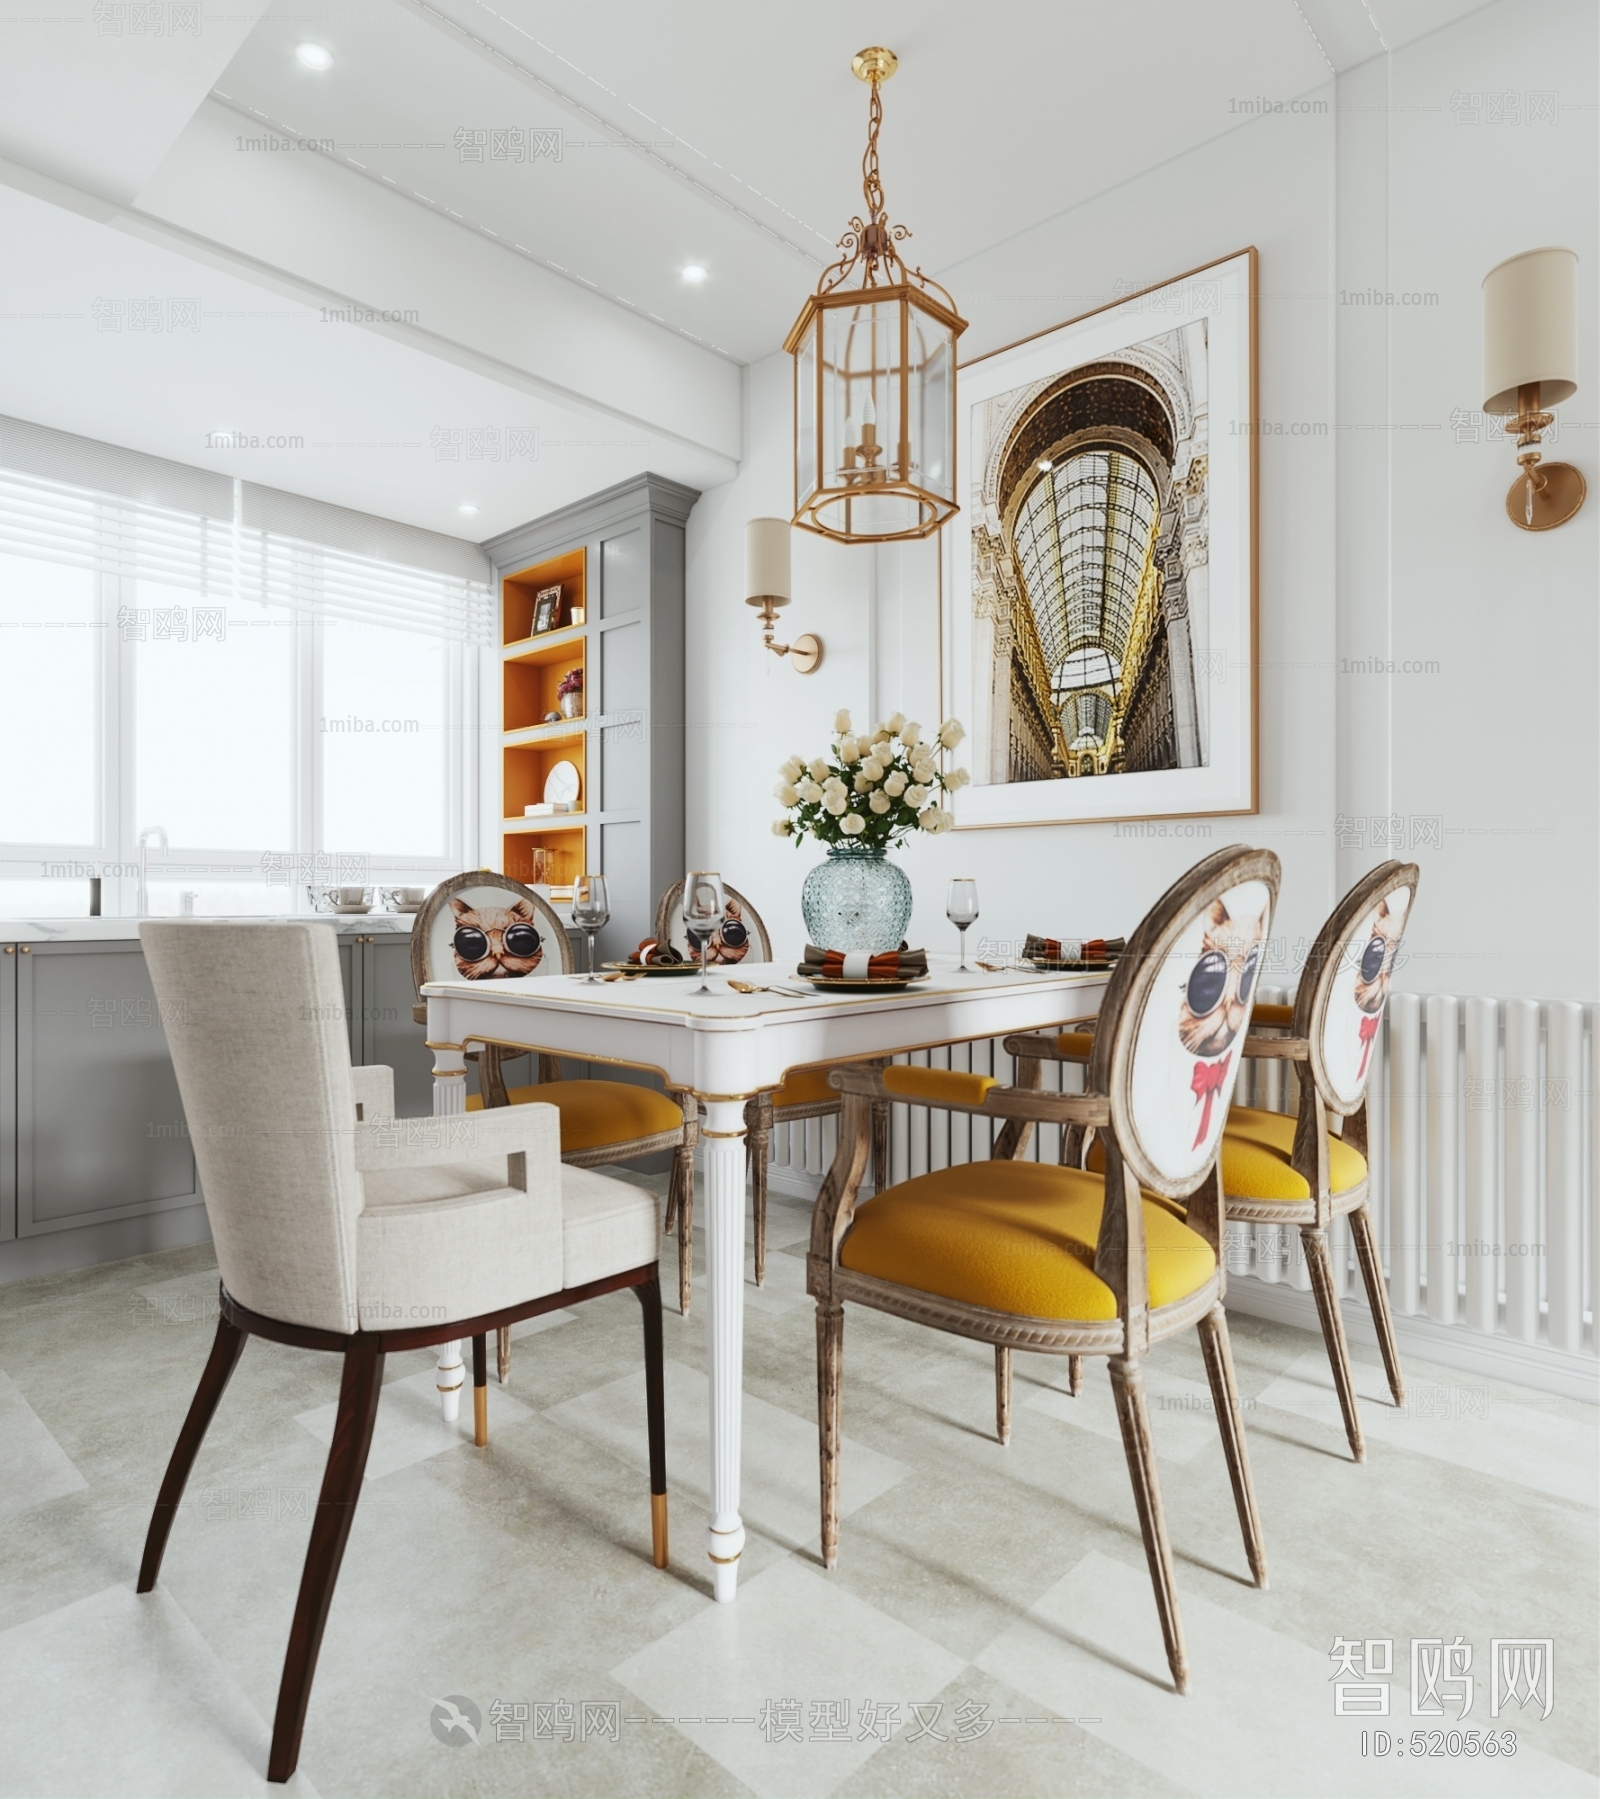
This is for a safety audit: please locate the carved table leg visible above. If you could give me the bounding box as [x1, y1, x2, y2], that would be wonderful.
[700, 1096, 748, 1601]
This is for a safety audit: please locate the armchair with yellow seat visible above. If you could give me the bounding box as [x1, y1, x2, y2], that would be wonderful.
[411, 873, 698, 1350]
[808, 845, 1281, 1695]
[1009, 861, 1420, 1463]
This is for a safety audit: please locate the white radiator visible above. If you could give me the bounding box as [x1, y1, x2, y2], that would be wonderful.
[767, 988, 1599, 1383]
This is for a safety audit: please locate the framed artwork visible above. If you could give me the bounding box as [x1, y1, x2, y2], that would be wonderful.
[532, 585, 563, 633]
[945, 248, 1256, 829]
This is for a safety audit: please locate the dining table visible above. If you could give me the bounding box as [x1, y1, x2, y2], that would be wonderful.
[423, 955, 1113, 1601]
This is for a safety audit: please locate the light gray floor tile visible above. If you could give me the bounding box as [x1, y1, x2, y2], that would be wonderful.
[1026, 1359, 1230, 1464]
[548, 1356, 911, 1553]
[295, 1368, 534, 1482]
[1256, 1350, 1599, 1507]
[0, 1369, 88, 1522]
[0, 1582, 318, 1797]
[612, 1556, 966, 1799]
[976, 1549, 1594, 1798]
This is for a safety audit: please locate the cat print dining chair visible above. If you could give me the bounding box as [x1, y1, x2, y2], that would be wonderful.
[808, 846, 1280, 1695]
[651, 881, 890, 1289]
[411, 873, 698, 1350]
[1218, 861, 1420, 1460]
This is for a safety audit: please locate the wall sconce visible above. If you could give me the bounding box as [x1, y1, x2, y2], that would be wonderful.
[745, 517, 822, 673]
[1483, 247, 1585, 531]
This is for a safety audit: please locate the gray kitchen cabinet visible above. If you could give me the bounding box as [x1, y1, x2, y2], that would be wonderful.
[14, 940, 200, 1237]
[352, 934, 436, 1118]
[1, 946, 15, 1242]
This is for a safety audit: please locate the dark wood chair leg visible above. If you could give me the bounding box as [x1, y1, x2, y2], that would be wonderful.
[1302, 1224, 1365, 1462]
[748, 1096, 771, 1287]
[472, 1334, 488, 1447]
[1109, 1354, 1189, 1695]
[138, 1311, 248, 1593]
[816, 1301, 844, 1570]
[995, 1344, 1012, 1445]
[1349, 1202, 1405, 1406]
[268, 1335, 385, 1785]
[870, 1098, 889, 1193]
[675, 1140, 695, 1316]
[635, 1276, 668, 1568]
[1196, 1304, 1268, 1587]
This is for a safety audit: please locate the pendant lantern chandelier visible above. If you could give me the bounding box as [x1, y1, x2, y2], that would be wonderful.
[785, 47, 967, 543]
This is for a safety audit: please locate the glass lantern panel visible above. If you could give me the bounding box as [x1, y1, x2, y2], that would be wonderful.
[821, 299, 905, 498]
[909, 309, 955, 504]
[795, 320, 818, 509]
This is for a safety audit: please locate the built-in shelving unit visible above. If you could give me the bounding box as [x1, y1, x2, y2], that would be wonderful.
[483, 474, 698, 960]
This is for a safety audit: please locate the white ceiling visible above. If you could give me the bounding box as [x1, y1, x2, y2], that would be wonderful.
[0, 0, 1500, 539]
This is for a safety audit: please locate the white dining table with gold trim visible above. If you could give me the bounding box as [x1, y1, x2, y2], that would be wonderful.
[424, 956, 1112, 1601]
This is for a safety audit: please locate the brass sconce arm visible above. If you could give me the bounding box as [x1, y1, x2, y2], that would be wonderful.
[1503, 380, 1586, 531]
[746, 594, 823, 674]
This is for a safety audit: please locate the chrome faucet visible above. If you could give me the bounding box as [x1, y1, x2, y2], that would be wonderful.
[137, 825, 168, 915]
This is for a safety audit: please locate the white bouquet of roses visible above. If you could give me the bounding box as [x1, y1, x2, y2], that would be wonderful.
[771, 710, 969, 849]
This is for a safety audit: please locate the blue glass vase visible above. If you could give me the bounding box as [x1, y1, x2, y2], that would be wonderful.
[800, 842, 913, 953]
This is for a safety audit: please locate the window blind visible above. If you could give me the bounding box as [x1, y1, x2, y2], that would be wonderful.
[0, 418, 493, 642]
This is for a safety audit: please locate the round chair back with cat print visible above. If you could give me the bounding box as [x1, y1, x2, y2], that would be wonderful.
[1089, 846, 1281, 1201]
[1293, 861, 1420, 1116]
[410, 871, 574, 1001]
[652, 881, 772, 968]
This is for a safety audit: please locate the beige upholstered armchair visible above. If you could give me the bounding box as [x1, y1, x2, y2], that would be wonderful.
[137, 922, 667, 1785]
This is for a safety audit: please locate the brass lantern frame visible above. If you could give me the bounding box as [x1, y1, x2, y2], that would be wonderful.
[785, 49, 968, 545]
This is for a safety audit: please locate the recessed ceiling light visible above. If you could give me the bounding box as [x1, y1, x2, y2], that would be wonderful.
[458, 504, 479, 516]
[295, 42, 333, 71]
[680, 265, 708, 284]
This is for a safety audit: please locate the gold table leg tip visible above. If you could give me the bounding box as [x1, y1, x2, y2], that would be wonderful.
[650, 1492, 668, 1568]
[473, 1386, 488, 1448]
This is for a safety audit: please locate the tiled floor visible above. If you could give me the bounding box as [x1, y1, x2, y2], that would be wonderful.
[1, 1172, 1595, 1799]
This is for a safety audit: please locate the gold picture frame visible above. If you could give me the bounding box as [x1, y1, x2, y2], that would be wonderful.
[943, 247, 1258, 832]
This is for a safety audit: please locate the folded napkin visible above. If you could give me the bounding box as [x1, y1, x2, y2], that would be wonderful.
[628, 937, 687, 966]
[1024, 933, 1126, 964]
[798, 944, 929, 981]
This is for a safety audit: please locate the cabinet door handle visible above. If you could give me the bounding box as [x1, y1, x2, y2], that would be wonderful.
[19, 945, 29, 953]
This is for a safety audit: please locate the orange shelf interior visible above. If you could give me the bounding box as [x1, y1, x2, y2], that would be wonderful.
[502, 825, 585, 888]
[503, 546, 585, 645]
[504, 737, 585, 817]
[504, 648, 585, 733]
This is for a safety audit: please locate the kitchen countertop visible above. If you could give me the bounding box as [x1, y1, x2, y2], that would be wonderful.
[0, 914, 421, 943]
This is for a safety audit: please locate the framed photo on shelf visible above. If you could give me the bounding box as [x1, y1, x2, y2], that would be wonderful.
[532, 585, 563, 634]
[945, 247, 1257, 830]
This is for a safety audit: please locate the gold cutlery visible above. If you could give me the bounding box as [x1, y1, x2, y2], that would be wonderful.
[728, 979, 808, 997]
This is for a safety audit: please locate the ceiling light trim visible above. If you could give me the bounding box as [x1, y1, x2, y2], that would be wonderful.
[208, 92, 741, 362]
[395, 0, 832, 265]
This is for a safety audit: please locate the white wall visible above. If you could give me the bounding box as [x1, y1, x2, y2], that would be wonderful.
[686, 0, 1597, 1001]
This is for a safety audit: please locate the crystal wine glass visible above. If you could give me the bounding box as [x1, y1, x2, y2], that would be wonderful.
[682, 870, 727, 994]
[571, 873, 609, 983]
[947, 878, 980, 972]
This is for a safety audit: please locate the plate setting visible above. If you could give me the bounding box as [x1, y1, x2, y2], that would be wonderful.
[796, 973, 930, 994]
[601, 959, 701, 978]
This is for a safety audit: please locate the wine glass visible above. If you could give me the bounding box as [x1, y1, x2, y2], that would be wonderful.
[682, 870, 727, 994]
[571, 873, 609, 983]
[947, 878, 980, 972]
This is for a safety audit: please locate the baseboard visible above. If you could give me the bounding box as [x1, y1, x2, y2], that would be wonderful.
[761, 1164, 1599, 1403]
[0, 1203, 213, 1286]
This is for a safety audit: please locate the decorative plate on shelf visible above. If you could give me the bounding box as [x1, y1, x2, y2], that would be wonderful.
[544, 760, 581, 807]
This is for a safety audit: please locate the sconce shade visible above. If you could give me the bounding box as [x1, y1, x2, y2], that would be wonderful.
[1483, 247, 1578, 414]
[745, 517, 792, 604]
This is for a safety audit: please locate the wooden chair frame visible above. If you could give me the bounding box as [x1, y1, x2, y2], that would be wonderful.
[140, 1273, 665, 1784]
[412, 871, 698, 1328]
[1009, 860, 1419, 1462]
[808, 846, 1280, 1694]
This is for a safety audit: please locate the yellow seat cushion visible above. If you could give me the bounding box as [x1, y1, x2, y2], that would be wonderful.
[839, 1160, 1216, 1323]
[1056, 1030, 1096, 1059]
[771, 1065, 839, 1109]
[465, 1079, 683, 1153]
[1221, 1105, 1368, 1203]
[882, 1065, 996, 1107]
[1249, 1002, 1296, 1030]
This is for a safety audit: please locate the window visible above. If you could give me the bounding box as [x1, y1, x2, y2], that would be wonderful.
[0, 463, 485, 913]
